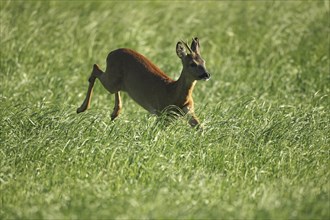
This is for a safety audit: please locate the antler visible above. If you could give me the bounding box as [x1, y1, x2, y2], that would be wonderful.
[180, 40, 193, 54]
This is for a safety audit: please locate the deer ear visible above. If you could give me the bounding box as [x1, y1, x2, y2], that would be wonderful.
[176, 42, 187, 59]
[191, 37, 200, 54]
[93, 64, 100, 71]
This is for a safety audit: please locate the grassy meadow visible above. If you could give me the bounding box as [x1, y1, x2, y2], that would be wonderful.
[1, 1, 329, 219]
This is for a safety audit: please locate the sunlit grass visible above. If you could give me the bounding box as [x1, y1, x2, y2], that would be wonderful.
[1, 1, 329, 219]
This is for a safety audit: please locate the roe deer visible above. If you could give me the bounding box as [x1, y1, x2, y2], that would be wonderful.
[77, 37, 210, 127]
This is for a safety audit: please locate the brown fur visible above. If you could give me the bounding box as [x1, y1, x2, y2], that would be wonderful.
[77, 38, 210, 127]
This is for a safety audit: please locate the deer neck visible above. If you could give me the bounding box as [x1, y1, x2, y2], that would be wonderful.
[173, 69, 196, 105]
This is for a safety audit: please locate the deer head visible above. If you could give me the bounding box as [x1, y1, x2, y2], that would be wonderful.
[176, 37, 211, 81]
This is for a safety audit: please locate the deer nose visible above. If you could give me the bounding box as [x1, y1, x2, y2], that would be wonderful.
[199, 71, 211, 81]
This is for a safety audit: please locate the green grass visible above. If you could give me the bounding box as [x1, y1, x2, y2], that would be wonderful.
[1, 1, 329, 219]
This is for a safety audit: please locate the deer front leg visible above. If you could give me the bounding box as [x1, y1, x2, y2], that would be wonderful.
[77, 76, 96, 113]
[111, 92, 122, 121]
[182, 105, 200, 128]
[188, 114, 200, 127]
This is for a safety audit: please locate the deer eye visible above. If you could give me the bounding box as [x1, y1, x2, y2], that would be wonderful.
[190, 62, 197, 67]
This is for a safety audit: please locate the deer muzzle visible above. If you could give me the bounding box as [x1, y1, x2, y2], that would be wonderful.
[199, 71, 211, 81]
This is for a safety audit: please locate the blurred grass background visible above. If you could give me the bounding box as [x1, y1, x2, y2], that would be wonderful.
[1, 1, 329, 219]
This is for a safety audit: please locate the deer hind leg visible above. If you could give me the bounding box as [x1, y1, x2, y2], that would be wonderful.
[111, 92, 122, 121]
[77, 64, 102, 113]
[76, 75, 96, 113]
